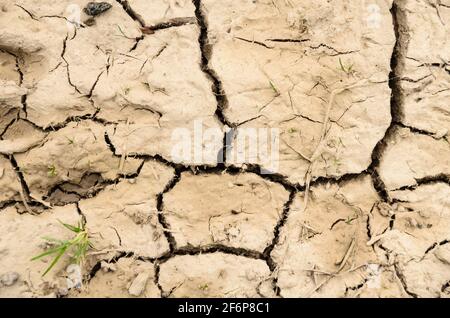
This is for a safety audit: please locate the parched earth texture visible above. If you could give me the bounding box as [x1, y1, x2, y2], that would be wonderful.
[0, 0, 449, 298]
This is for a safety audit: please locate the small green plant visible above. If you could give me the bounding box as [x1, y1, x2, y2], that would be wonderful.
[31, 220, 91, 276]
[269, 80, 280, 97]
[339, 58, 354, 76]
[198, 283, 209, 291]
[345, 215, 358, 225]
[65, 136, 75, 145]
[47, 164, 58, 177]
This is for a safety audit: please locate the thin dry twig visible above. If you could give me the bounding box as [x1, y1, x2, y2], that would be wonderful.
[301, 79, 372, 211]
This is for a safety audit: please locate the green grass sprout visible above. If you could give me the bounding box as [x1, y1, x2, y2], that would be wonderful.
[47, 164, 57, 178]
[269, 80, 281, 97]
[339, 58, 354, 76]
[31, 219, 91, 276]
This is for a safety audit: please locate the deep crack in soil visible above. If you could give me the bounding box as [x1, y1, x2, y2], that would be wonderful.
[0, 0, 449, 298]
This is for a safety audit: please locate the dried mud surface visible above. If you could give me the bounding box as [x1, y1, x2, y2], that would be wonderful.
[0, 0, 449, 298]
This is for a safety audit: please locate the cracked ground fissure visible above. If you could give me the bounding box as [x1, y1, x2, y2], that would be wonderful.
[367, 1, 403, 203]
[115, 0, 145, 27]
[81, 0, 300, 295]
[2, 0, 449, 298]
[364, 62, 449, 298]
[367, 2, 422, 298]
[6, 0, 397, 279]
[85, 0, 405, 297]
[6, 0, 432, 212]
[193, 0, 232, 128]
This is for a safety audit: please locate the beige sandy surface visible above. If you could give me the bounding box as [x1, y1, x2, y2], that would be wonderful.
[0, 0, 449, 298]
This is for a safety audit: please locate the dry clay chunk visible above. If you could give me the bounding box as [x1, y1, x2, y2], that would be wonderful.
[164, 172, 289, 251]
[0, 205, 79, 297]
[396, 0, 450, 136]
[159, 253, 271, 297]
[0, 50, 20, 84]
[383, 183, 450, 257]
[378, 183, 450, 297]
[271, 176, 391, 297]
[398, 0, 450, 63]
[0, 3, 50, 55]
[377, 127, 450, 191]
[399, 249, 450, 298]
[128, 0, 195, 25]
[348, 268, 408, 298]
[0, 80, 26, 110]
[0, 80, 25, 138]
[76, 258, 159, 298]
[399, 66, 450, 137]
[0, 82, 22, 134]
[26, 64, 96, 129]
[63, 0, 141, 94]
[0, 119, 46, 155]
[0, 4, 95, 128]
[79, 161, 174, 258]
[15, 120, 142, 200]
[108, 117, 223, 166]
[0, 157, 21, 203]
[2, 0, 141, 127]
[0, 106, 19, 138]
[94, 25, 217, 123]
[96, 25, 222, 166]
[203, 0, 395, 184]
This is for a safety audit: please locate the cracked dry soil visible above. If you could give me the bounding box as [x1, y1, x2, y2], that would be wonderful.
[0, 0, 449, 298]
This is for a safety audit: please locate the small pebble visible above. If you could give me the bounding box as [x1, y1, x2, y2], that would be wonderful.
[128, 272, 149, 297]
[0, 272, 19, 287]
[83, 2, 112, 17]
[66, 264, 83, 290]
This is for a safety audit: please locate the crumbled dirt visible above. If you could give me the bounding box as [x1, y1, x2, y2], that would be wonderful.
[0, 0, 449, 298]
